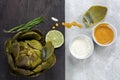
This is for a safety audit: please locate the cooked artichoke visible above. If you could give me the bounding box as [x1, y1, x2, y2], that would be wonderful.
[5, 30, 56, 77]
[82, 5, 108, 27]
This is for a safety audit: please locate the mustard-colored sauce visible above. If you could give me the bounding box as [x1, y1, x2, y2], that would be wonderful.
[94, 23, 114, 44]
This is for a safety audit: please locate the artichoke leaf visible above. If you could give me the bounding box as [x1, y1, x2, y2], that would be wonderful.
[25, 40, 42, 50]
[18, 31, 42, 40]
[12, 31, 24, 42]
[83, 5, 108, 27]
[7, 53, 16, 71]
[31, 30, 45, 45]
[32, 54, 56, 77]
[28, 72, 42, 77]
[13, 68, 34, 76]
[42, 54, 56, 70]
[33, 65, 42, 73]
[31, 73, 41, 77]
[5, 38, 12, 53]
[11, 40, 20, 58]
[28, 64, 43, 77]
[41, 42, 54, 60]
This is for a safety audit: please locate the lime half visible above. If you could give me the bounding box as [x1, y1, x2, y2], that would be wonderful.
[45, 30, 64, 48]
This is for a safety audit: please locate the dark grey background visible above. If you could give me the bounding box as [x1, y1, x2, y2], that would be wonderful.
[0, 0, 65, 80]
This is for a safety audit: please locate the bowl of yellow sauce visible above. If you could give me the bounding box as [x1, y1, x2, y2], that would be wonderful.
[92, 22, 117, 46]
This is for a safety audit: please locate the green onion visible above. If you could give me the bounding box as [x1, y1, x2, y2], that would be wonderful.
[4, 17, 44, 33]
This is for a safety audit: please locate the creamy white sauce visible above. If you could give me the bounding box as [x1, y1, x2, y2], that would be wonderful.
[70, 37, 92, 59]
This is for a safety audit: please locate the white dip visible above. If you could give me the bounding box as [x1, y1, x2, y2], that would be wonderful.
[70, 36, 92, 59]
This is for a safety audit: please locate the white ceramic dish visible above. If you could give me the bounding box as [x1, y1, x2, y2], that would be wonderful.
[92, 22, 117, 46]
[69, 35, 94, 59]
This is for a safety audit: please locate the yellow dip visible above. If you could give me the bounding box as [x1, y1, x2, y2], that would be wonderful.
[94, 23, 114, 44]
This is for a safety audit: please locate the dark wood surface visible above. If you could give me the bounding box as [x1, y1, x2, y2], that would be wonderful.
[0, 0, 65, 80]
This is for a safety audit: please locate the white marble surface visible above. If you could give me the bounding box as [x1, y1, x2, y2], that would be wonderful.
[65, 0, 120, 80]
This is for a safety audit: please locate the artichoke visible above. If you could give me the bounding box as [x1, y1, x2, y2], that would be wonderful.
[5, 30, 56, 77]
[82, 5, 108, 27]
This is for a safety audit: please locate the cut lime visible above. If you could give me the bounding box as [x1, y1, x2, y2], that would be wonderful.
[45, 30, 64, 48]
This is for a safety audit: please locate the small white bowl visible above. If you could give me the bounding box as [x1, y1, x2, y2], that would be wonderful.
[69, 35, 94, 59]
[92, 22, 117, 46]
